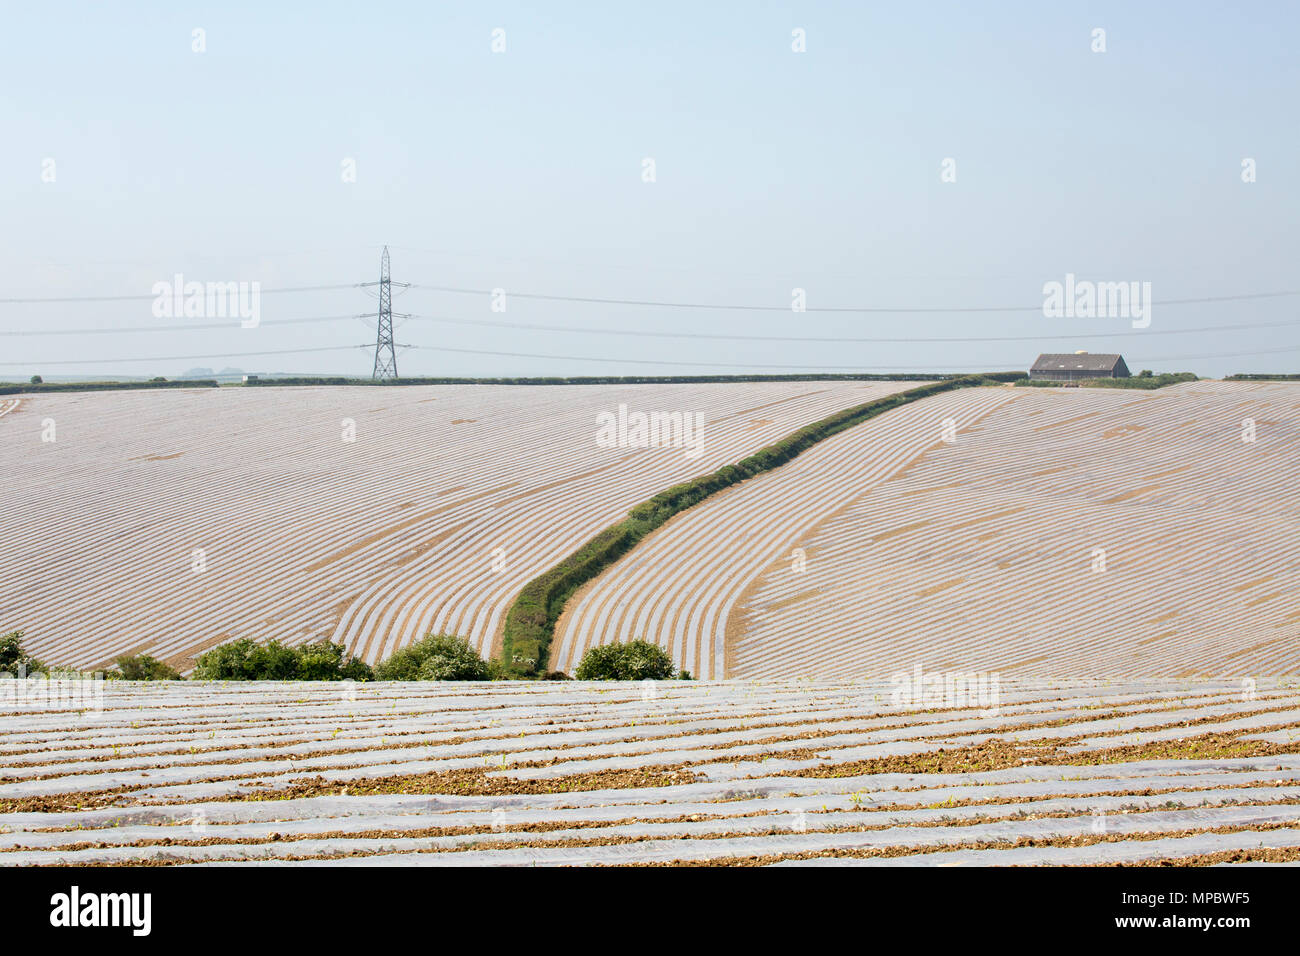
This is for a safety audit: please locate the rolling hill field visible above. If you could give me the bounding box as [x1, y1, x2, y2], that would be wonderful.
[0, 381, 921, 670]
[3, 378, 1299, 870]
[557, 381, 1300, 680]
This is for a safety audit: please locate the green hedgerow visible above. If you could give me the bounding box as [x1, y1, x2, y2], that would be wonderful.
[295, 641, 374, 681]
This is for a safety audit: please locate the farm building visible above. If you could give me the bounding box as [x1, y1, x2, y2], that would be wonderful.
[1030, 352, 1130, 382]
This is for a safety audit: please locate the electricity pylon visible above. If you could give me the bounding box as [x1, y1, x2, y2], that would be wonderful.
[371, 246, 398, 380]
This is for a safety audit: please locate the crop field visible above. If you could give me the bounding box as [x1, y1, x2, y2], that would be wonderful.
[5, 381, 1298, 869]
[2, 678, 1299, 866]
[0, 381, 921, 671]
[559, 382, 1300, 681]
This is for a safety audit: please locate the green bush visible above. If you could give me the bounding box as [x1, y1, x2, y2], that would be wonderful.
[114, 654, 183, 680]
[1087, 371, 1197, 389]
[29, 375, 42, 385]
[192, 639, 371, 681]
[192, 639, 296, 680]
[574, 640, 680, 681]
[0, 630, 47, 676]
[295, 641, 374, 681]
[374, 634, 493, 681]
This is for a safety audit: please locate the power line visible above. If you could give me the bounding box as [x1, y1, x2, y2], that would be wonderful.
[0, 283, 365, 304]
[5, 310, 1298, 344]
[1126, 344, 1300, 363]
[0, 314, 369, 336]
[401, 341, 1300, 372]
[0, 345, 370, 367]
[4, 279, 1299, 312]
[403, 344, 1011, 370]
[416, 314, 1300, 345]
[406, 284, 1300, 313]
[7, 337, 1297, 373]
[4, 262, 1298, 371]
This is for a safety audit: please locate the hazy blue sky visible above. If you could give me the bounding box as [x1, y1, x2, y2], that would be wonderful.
[2, 1, 1297, 379]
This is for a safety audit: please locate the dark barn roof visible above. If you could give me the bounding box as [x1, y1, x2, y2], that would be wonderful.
[1031, 353, 1126, 373]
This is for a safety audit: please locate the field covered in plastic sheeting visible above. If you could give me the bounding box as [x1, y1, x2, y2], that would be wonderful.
[3, 677, 1300, 867]
[0, 381, 916, 671]
[560, 381, 1300, 680]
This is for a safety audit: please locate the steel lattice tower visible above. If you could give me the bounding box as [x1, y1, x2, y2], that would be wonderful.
[371, 246, 398, 379]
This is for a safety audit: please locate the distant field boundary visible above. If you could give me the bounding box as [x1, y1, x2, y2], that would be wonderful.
[500, 372, 1026, 676]
[239, 373, 976, 386]
[3, 372, 1006, 396]
[7, 371, 1238, 397]
[1016, 372, 1197, 390]
[0, 379, 219, 396]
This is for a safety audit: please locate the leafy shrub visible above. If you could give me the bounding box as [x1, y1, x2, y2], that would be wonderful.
[1088, 371, 1197, 390]
[192, 639, 371, 681]
[295, 641, 374, 681]
[374, 634, 492, 681]
[0, 631, 46, 676]
[574, 640, 680, 681]
[114, 654, 183, 680]
[29, 375, 42, 385]
[192, 639, 296, 680]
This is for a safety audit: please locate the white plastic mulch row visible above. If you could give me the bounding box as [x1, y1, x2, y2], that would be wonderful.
[3, 678, 1299, 866]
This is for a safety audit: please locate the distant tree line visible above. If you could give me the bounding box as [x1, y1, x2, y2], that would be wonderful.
[5, 371, 1033, 395]
[1, 379, 218, 396]
[241, 372, 1027, 387]
[1016, 372, 1196, 390]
